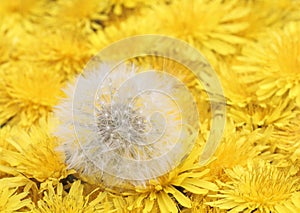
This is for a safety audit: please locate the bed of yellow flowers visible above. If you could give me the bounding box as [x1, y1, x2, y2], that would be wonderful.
[1, 0, 300, 212]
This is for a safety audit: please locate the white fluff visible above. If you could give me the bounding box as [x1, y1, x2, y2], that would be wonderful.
[54, 62, 198, 186]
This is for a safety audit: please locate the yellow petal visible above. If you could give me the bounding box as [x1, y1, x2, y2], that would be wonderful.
[221, 8, 250, 22]
[157, 191, 177, 213]
[165, 186, 191, 208]
[143, 198, 155, 213]
[203, 39, 236, 55]
[180, 182, 208, 195]
[183, 179, 218, 191]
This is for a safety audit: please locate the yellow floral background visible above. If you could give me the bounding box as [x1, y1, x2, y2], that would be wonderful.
[0, 0, 300, 212]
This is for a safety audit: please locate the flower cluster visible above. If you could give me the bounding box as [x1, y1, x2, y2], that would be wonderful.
[0, 0, 300, 212]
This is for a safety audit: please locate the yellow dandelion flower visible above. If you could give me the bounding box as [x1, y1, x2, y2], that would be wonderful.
[221, 54, 300, 143]
[21, 29, 96, 81]
[32, 181, 113, 213]
[239, 0, 300, 38]
[92, 0, 249, 67]
[234, 22, 300, 105]
[207, 122, 267, 182]
[89, 13, 157, 51]
[208, 161, 300, 213]
[0, 0, 49, 36]
[49, 0, 108, 32]
[0, 63, 64, 127]
[152, 0, 250, 66]
[227, 94, 300, 131]
[0, 122, 70, 182]
[122, 145, 218, 213]
[0, 185, 33, 212]
[216, 62, 255, 106]
[0, 24, 30, 68]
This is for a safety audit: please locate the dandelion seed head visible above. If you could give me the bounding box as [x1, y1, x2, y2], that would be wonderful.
[54, 35, 225, 188]
[54, 60, 198, 186]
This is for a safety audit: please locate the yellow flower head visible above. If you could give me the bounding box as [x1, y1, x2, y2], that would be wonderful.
[234, 22, 300, 105]
[228, 95, 300, 131]
[49, 0, 108, 32]
[93, 0, 249, 67]
[239, 0, 300, 38]
[33, 180, 112, 213]
[90, 13, 157, 52]
[216, 62, 254, 106]
[121, 144, 218, 213]
[207, 123, 267, 182]
[226, 98, 300, 166]
[152, 0, 249, 66]
[21, 28, 96, 81]
[0, 0, 49, 36]
[133, 169, 217, 213]
[0, 122, 70, 182]
[0, 63, 64, 127]
[209, 161, 300, 213]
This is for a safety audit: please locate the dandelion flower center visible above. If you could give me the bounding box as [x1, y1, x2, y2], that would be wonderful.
[209, 161, 300, 212]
